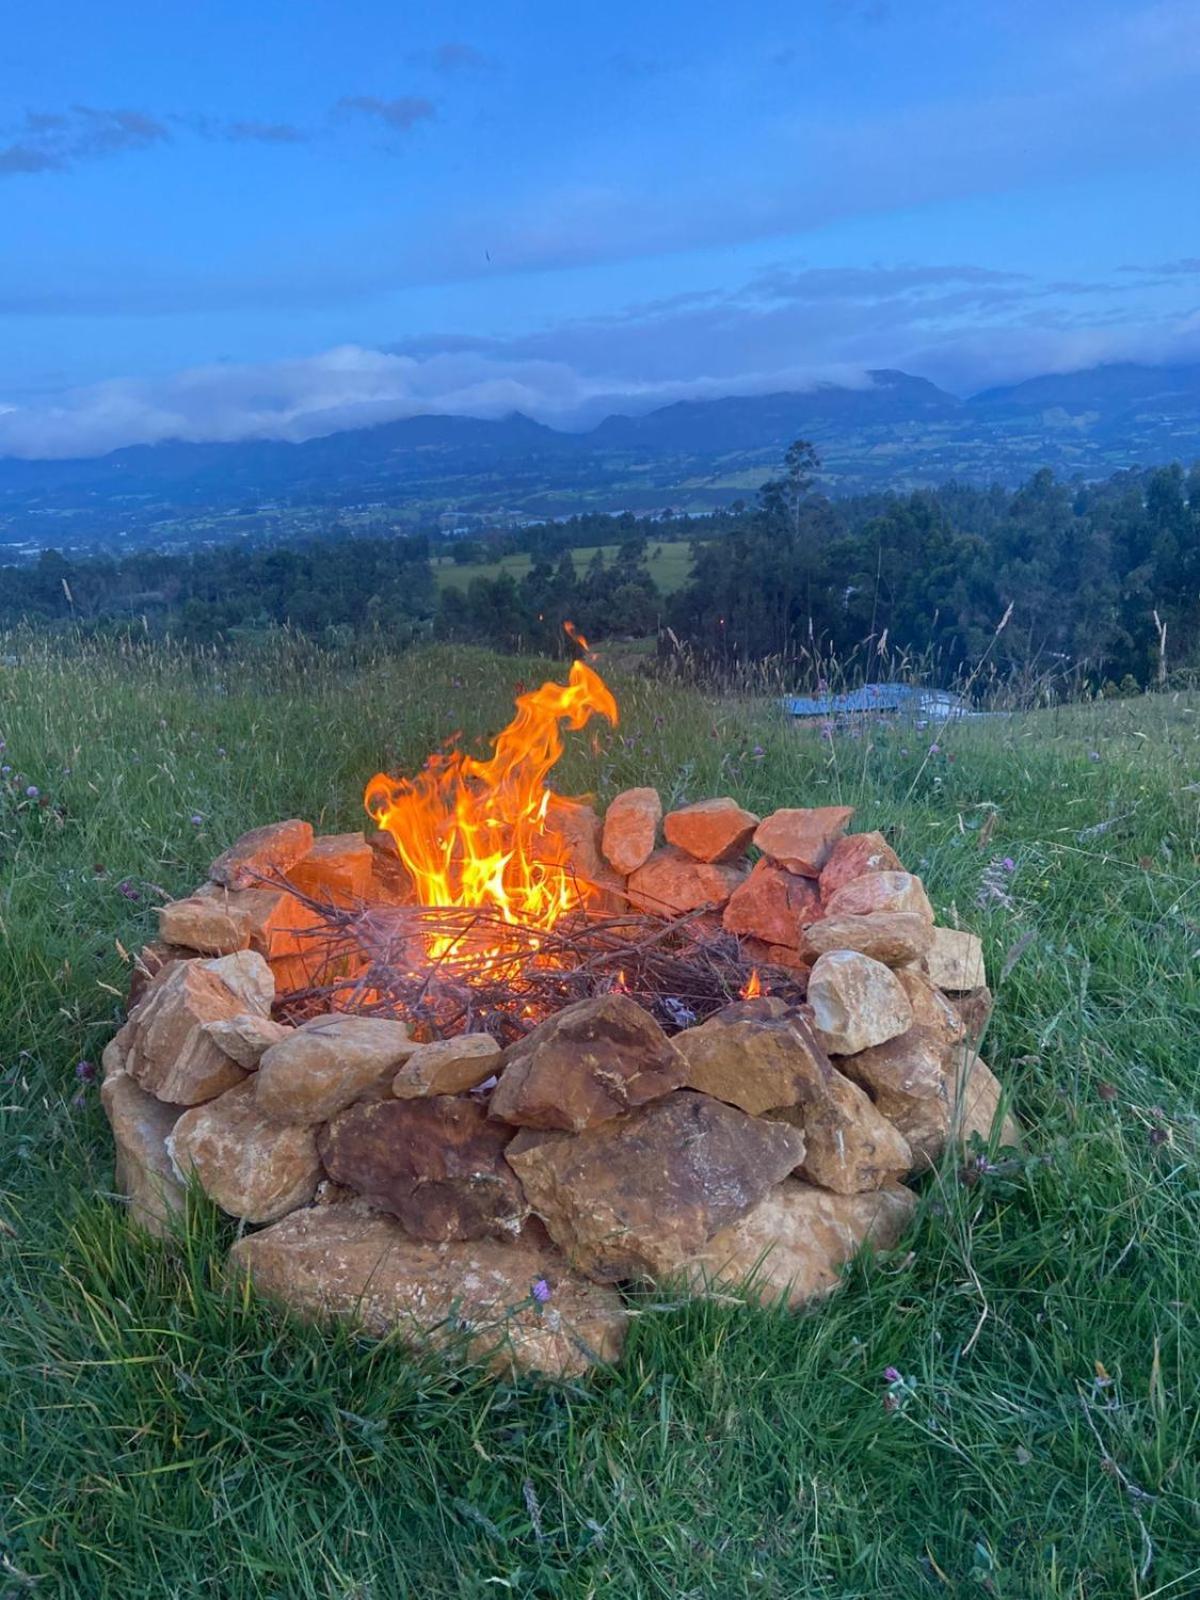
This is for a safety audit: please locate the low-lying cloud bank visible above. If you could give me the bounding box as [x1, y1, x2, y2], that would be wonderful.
[0, 347, 875, 460]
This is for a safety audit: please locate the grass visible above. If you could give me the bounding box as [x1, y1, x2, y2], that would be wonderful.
[430, 539, 696, 594]
[1, 631, 1199, 1598]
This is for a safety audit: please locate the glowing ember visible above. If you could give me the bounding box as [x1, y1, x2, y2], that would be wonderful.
[364, 656, 618, 963]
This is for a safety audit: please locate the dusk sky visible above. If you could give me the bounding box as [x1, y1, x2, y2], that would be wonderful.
[3, 0, 1200, 456]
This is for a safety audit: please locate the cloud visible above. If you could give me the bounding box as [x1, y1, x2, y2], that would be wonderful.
[0, 105, 170, 177]
[1120, 258, 1200, 277]
[334, 95, 436, 132]
[224, 119, 309, 145]
[432, 42, 491, 73]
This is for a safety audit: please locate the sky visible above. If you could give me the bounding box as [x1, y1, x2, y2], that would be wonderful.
[2, 0, 1200, 457]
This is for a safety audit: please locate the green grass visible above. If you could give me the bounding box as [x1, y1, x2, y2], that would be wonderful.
[1, 632, 1199, 1598]
[431, 539, 696, 594]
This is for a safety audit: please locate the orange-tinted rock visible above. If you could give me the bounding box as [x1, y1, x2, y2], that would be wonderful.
[505, 1091, 805, 1283]
[319, 1096, 527, 1242]
[823, 870, 934, 921]
[868, 1078, 951, 1173]
[683, 1181, 915, 1308]
[805, 911, 932, 966]
[674, 1011, 830, 1117]
[818, 830, 904, 903]
[948, 1051, 1020, 1150]
[537, 800, 627, 910]
[288, 833, 373, 906]
[101, 1071, 187, 1237]
[602, 787, 662, 875]
[228, 1206, 628, 1377]
[392, 1034, 503, 1098]
[210, 819, 314, 891]
[202, 1013, 292, 1069]
[807, 950, 913, 1056]
[836, 1025, 948, 1099]
[490, 994, 686, 1131]
[256, 1014, 416, 1124]
[158, 883, 322, 961]
[627, 847, 746, 915]
[894, 966, 966, 1050]
[203, 950, 276, 1013]
[122, 959, 259, 1105]
[753, 806, 855, 877]
[169, 1080, 322, 1223]
[128, 941, 193, 1009]
[773, 1073, 912, 1194]
[871, 1047, 1017, 1170]
[926, 927, 987, 991]
[722, 858, 821, 947]
[664, 797, 759, 863]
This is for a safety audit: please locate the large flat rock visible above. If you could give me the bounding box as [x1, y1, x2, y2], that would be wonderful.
[229, 1206, 628, 1378]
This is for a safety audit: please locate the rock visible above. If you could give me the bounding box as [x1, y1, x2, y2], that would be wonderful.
[318, 1097, 527, 1242]
[805, 910, 932, 966]
[159, 883, 323, 961]
[490, 994, 686, 1131]
[392, 1034, 504, 1098]
[926, 928, 987, 991]
[100, 1072, 187, 1238]
[753, 806, 855, 877]
[538, 801, 626, 910]
[256, 1014, 416, 1124]
[807, 951, 913, 1055]
[627, 848, 746, 915]
[870, 1048, 1017, 1169]
[836, 1026, 948, 1099]
[169, 1081, 322, 1223]
[818, 831, 904, 903]
[674, 1011, 830, 1117]
[950, 986, 994, 1045]
[683, 1181, 916, 1308]
[228, 1207, 628, 1378]
[823, 870, 934, 921]
[894, 966, 966, 1049]
[157, 890, 248, 955]
[772, 1072, 913, 1194]
[722, 858, 821, 948]
[364, 829, 411, 904]
[203, 1013, 292, 1069]
[122, 960, 254, 1105]
[505, 1091, 805, 1283]
[601, 787, 662, 874]
[102, 1036, 127, 1084]
[202, 950, 275, 1014]
[128, 940, 193, 1009]
[210, 819, 314, 891]
[948, 1051, 1020, 1150]
[288, 833, 374, 905]
[664, 797, 759, 863]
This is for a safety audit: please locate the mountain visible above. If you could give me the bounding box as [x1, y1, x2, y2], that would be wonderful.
[3, 362, 1200, 557]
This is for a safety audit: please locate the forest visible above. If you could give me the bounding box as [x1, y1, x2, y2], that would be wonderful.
[4, 448, 1199, 690]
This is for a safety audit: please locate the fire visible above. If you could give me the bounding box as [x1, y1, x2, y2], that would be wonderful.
[364, 659, 618, 958]
[740, 968, 764, 1000]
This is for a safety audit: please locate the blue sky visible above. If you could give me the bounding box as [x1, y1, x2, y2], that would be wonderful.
[2, 0, 1199, 455]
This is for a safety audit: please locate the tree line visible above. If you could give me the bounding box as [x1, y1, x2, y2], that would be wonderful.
[3, 449, 1199, 688]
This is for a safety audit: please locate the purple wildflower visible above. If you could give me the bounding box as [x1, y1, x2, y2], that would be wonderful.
[1001, 857, 1016, 873]
[189, 813, 204, 827]
[24, 785, 39, 799]
[928, 743, 940, 756]
[75, 1059, 97, 1084]
[531, 1278, 552, 1304]
[71, 1091, 87, 1110]
[882, 1366, 902, 1385]
[1088, 750, 1101, 762]
[117, 878, 140, 902]
[1, 765, 10, 775]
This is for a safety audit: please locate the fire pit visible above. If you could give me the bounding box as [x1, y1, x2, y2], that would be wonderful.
[101, 656, 1017, 1379]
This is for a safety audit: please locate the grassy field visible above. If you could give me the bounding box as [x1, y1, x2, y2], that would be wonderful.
[1, 633, 1199, 1598]
[431, 538, 696, 594]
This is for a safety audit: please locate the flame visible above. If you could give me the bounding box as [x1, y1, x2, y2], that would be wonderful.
[563, 619, 590, 653]
[740, 968, 764, 1000]
[364, 660, 618, 960]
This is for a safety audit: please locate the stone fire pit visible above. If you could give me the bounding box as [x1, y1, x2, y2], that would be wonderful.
[102, 794, 1017, 1381]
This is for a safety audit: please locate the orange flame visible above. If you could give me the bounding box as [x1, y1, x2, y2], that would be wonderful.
[740, 968, 764, 1000]
[364, 660, 618, 957]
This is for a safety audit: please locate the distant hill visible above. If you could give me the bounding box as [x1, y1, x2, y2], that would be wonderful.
[3, 361, 1200, 556]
